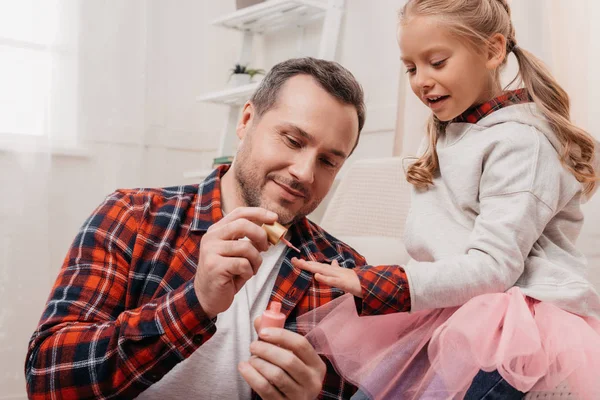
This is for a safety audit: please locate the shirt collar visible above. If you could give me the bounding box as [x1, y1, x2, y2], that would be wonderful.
[452, 88, 532, 124]
[190, 165, 228, 232]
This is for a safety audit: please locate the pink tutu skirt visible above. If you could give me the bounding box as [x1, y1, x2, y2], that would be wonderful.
[296, 287, 600, 399]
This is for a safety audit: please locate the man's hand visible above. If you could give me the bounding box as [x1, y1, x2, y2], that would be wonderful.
[238, 317, 326, 399]
[292, 257, 362, 298]
[194, 207, 278, 318]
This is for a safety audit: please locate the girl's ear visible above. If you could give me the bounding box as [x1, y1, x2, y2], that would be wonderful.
[486, 33, 508, 70]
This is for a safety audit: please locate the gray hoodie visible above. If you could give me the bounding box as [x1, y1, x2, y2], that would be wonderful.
[403, 103, 600, 318]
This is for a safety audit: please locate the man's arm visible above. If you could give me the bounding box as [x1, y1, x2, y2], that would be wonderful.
[25, 191, 216, 400]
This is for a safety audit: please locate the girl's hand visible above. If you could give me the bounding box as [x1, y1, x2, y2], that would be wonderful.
[291, 257, 362, 298]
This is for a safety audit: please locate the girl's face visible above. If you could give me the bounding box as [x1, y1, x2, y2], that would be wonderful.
[399, 15, 502, 122]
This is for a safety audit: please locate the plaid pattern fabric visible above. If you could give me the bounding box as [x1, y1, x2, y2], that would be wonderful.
[453, 88, 532, 124]
[25, 165, 370, 400]
[355, 265, 411, 314]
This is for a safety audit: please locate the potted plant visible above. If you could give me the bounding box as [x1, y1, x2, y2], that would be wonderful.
[229, 63, 265, 87]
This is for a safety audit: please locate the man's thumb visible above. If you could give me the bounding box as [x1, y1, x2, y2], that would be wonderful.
[253, 316, 262, 333]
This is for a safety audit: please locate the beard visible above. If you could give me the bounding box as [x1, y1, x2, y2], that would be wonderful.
[234, 138, 323, 225]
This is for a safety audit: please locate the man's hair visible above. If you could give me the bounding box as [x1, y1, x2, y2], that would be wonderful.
[250, 57, 366, 152]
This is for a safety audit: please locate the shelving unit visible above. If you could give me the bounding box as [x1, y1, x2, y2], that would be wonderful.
[188, 0, 345, 180]
[211, 0, 330, 34]
[196, 82, 259, 106]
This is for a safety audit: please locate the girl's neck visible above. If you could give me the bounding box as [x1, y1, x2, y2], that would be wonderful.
[473, 83, 504, 109]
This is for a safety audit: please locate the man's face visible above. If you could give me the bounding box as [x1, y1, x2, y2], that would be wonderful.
[232, 74, 359, 225]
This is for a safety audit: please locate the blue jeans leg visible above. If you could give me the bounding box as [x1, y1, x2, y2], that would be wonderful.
[350, 389, 371, 400]
[464, 369, 525, 400]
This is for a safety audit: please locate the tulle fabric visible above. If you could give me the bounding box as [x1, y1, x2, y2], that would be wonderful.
[296, 287, 600, 399]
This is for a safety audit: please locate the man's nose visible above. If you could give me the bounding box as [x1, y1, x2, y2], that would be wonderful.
[288, 154, 315, 186]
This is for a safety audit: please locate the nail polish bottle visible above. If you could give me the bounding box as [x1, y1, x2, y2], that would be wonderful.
[261, 222, 300, 252]
[259, 301, 286, 332]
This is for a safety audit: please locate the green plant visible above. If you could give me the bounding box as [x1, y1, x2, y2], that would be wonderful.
[229, 63, 265, 79]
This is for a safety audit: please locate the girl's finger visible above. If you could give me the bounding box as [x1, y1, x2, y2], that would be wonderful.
[292, 258, 328, 274]
[314, 273, 342, 288]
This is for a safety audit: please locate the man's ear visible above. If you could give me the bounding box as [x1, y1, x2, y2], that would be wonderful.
[486, 33, 508, 70]
[237, 101, 255, 141]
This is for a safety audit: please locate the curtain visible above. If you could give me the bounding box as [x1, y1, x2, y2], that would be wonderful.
[0, 1, 81, 397]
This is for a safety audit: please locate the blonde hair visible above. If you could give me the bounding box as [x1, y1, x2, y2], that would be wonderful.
[401, 0, 598, 195]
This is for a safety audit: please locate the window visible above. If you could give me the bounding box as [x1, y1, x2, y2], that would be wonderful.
[0, 0, 78, 144]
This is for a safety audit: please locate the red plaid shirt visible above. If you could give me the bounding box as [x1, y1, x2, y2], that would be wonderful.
[26, 165, 411, 400]
[453, 88, 531, 124]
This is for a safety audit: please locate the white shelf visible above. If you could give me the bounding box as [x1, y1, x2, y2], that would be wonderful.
[197, 82, 259, 106]
[212, 0, 329, 33]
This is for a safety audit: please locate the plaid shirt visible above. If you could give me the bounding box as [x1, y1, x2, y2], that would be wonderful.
[453, 88, 531, 124]
[25, 165, 412, 400]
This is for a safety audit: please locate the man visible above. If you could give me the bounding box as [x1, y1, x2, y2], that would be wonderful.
[25, 57, 373, 399]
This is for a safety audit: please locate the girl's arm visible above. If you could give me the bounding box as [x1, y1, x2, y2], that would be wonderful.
[292, 258, 411, 315]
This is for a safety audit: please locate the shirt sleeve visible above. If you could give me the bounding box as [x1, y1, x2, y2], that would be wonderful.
[25, 191, 216, 400]
[355, 265, 411, 315]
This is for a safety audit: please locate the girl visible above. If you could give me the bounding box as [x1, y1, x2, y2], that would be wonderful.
[292, 0, 600, 399]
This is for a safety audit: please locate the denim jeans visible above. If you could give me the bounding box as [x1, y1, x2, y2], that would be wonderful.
[350, 369, 525, 400]
[464, 370, 525, 400]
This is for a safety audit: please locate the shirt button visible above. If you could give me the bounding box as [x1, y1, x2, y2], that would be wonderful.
[193, 335, 203, 344]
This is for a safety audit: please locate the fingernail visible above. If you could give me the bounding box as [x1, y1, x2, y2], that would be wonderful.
[260, 328, 274, 337]
[267, 211, 277, 219]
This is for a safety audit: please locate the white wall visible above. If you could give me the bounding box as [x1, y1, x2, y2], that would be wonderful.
[0, 1, 402, 397]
